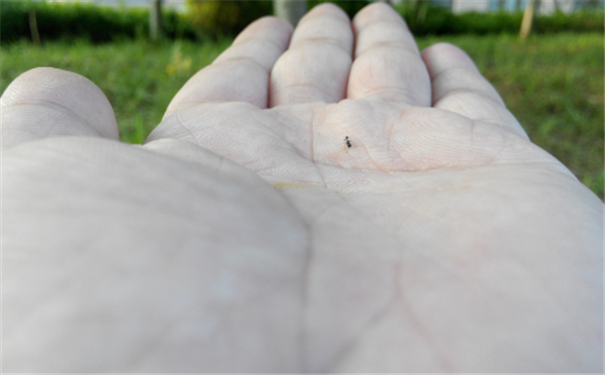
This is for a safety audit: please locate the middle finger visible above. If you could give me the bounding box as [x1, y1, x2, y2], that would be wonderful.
[270, 3, 354, 107]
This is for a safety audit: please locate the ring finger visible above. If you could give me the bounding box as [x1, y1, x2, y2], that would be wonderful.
[347, 3, 431, 106]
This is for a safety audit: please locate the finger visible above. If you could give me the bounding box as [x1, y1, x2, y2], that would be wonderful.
[421, 43, 528, 138]
[347, 2, 431, 106]
[270, 3, 353, 106]
[164, 17, 292, 118]
[1, 68, 119, 149]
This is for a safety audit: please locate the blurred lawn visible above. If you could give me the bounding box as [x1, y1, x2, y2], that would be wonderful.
[1, 33, 603, 199]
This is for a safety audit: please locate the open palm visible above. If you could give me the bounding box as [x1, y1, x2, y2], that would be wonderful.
[3, 3, 602, 372]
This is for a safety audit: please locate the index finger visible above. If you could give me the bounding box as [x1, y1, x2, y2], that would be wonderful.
[163, 17, 293, 118]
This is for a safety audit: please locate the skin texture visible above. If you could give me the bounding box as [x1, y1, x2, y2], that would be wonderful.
[2, 3, 602, 372]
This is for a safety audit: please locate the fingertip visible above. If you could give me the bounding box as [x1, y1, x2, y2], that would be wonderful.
[306, 2, 350, 23]
[353, 1, 403, 29]
[421, 42, 480, 78]
[3, 67, 112, 111]
[421, 42, 468, 58]
[1, 67, 119, 143]
[233, 16, 294, 46]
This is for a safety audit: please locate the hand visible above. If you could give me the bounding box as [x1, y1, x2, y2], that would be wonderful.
[2, 3, 602, 372]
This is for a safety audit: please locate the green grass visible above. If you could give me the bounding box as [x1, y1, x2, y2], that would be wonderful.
[1, 38, 232, 144]
[416, 33, 604, 199]
[1, 34, 603, 199]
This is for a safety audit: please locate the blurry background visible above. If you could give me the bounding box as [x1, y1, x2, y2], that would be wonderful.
[1, 0, 603, 199]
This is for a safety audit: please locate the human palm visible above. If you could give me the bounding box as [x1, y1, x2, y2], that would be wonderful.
[3, 3, 601, 372]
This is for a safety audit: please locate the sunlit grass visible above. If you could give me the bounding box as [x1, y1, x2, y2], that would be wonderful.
[1, 33, 602, 199]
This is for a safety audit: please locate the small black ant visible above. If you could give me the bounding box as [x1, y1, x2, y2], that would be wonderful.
[344, 136, 352, 151]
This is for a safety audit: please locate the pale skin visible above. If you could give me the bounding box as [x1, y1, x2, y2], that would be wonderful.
[2, 2, 602, 372]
